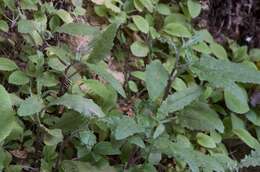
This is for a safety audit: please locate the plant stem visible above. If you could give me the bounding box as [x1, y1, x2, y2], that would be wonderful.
[162, 43, 180, 101]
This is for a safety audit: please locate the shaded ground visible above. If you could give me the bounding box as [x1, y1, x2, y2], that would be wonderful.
[195, 0, 260, 48]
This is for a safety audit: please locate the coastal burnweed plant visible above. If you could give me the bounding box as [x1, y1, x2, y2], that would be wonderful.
[0, 0, 259, 171]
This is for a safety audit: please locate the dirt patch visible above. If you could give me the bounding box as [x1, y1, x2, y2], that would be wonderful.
[195, 0, 260, 48]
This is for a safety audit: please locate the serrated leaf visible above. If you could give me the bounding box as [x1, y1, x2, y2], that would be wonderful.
[239, 149, 260, 168]
[87, 63, 126, 98]
[132, 15, 149, 33]
[164, 23, 192, 38]
[56, 23, 98, 36]
[87, 23, 118, 64]
[164, 86, 202, 113]
[210, 42, 227, 59]
[192, 55, 260, 88]
[196, 133, 216, 148]
[130, 41, 149, 57]
[187, 0, 202, 18]
[51, 94, 105, 117]
[8, 70, 30, 85]
[178, 102, 224, 133]
[0, 58, 18, 71]
[233, 129, 260, 149]
[114, 116, 144, 140]
[224, 83, 249, 114]
[145, 60, 168, 101]
[17, 95, 44, 116]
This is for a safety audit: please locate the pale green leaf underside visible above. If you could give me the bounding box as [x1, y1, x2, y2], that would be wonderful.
[192, 55, 260, 88]
[51, 94, 105, 117]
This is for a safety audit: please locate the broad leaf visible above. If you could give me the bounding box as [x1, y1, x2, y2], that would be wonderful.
[17, 95, 44, 117]
[87, 23, 118, 64]
[210, 42, 227, 59]
[130, 41, 149, 57]
[239, 149, 260, 168]
[132, 15, 149, 33]
[178, 102, 224, 133]
[224, 83, 249, 114]
[187, 0, 202, 18]
[114, 116, 143, 140]
[8, 70, 30, 85]
[51, 94, 105, 117]
[163, 23, 192, 38]
[145, 60, 168, 101]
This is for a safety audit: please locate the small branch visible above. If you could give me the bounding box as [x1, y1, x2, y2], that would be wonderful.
[162, 44, 180, 101]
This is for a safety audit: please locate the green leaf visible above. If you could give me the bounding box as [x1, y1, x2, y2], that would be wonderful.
[56, 9, 73, 23]
[163, 23, 192, 38]
[187, 0, 202, 18]
[17, 95, 44, 117]
[224, 83, 249, 114]
[0, 85, 12, 111]
[210, 42, 228, 59]
[139, 0, 154, 12]
[192, 42, 211, 54]
[115, 116, 143, 140]
[17, 19, 35, 33]
[178, 102, 224, 133]
[145, 60, 168, 101]
[246, 110, 260, 127]
[0, 112, 15, 143]
[233, 129, 260, 149]
[93, 141, 121, 155]
[0, 20, 9, 32]
[192, 55, 260, 88]
[132, 15, 149, 33]
[153, 124, 165, 139]
[196, 133, 216, 148]
[8, 70, 30, 85]
[164, 86, 202, 113]
[0, 58, 18, 71]
[87, 63, 126, 98]
[44, 128, 63, 146]
[51, 94, 105, 117]
[56, 23, 98, 36]
[130, 41, 149, 57]
[79, 130, 96, 149]
[87, 23, 118, 64]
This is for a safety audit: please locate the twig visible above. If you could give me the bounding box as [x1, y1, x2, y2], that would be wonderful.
[162, 43, 180, 100]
